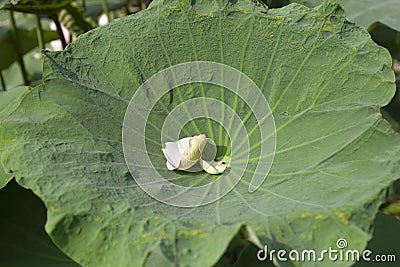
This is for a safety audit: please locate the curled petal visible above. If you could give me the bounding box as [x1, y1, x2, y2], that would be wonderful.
[199, 159, 227, 174]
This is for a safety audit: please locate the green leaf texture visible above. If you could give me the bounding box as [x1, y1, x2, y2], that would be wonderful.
[0, 0, 399, 266]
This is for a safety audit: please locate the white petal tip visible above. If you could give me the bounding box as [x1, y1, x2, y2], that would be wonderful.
[166, 161, 176, 170]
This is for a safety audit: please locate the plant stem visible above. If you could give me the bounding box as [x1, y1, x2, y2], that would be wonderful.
[81, 0, 86, 11]
[35, 14, 45, 50]
[52, 15, 67, 49]
[0, 71, 6, 91]
[101, 0, 111, 22]
[8, 10, 29, 85]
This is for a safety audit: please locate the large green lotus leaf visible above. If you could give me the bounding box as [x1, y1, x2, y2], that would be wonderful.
[0, 0, 399, 266]
[0, 86, 29, 188]
[0, 179, 81, 266]
[290, 0, 400, 31]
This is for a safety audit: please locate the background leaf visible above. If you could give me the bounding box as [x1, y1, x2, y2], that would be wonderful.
[0, 26, 58, 71]
[353, 213, 400, 266]
[0, 179, 81, 266]
[0, 11, 58, 74]
[0, 0, 399, 266]
[84, 0, 130, 18]
[336, 0, 400, 32]
[0, 0, 72, 14]
[288, 0, 400, 31]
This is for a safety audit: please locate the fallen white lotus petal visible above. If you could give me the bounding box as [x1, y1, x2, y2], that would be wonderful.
[199, 159, 227, 174]
[162, 134, 227, 174]
[162, 134, 207, 170]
